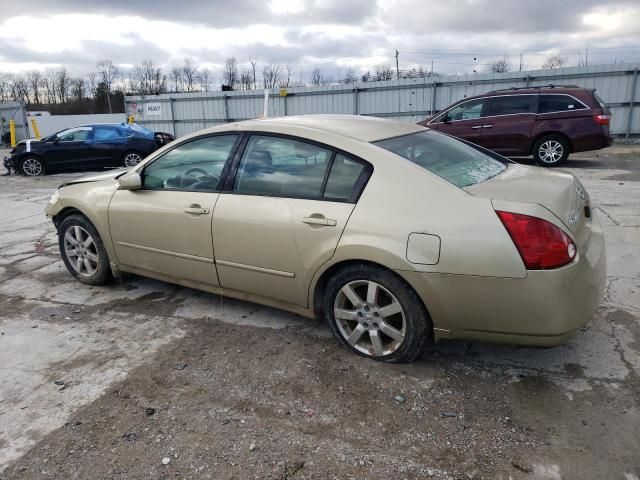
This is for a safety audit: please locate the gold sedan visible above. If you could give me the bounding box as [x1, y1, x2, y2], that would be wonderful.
[46, 115, 606, 362]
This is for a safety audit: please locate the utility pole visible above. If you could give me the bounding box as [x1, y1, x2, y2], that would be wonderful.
[395, 50, 400, 80]
[519, 52, 523, 72]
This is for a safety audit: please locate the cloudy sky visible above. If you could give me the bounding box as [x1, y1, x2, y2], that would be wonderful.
[0, 0, 639, 82]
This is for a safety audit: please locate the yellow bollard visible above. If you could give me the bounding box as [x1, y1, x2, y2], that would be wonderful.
[9, 119, 16, 148]
[30, 118, 41, 139]
[128, 115, 135, 124]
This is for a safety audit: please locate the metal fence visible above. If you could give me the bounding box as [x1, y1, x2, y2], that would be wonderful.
[126, 62, 640, 141]
[0, 102, 29, 144]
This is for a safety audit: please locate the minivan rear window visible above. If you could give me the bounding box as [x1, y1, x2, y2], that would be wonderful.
[373, 130, 507, 188]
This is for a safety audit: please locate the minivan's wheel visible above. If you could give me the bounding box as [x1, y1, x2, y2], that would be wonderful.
[324, 264, 432, 362]
[58, 214, 112, 285]
[533, 135, 569, 167]
[123, 151, 142, 167]
[20, 156, 45, 176]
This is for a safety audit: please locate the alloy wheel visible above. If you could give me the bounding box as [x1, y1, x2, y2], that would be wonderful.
[63, 225, 100, 278]
[22, 158, 43, 176]
[124, 153, 142, 167]
[539, 140, 564, 164]
[334, 280, 406, 357]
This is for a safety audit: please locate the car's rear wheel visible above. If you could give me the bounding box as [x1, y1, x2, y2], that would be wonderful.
[323, 264, 432, 362]
[533, 135, 569, 167]
[20, 156, 45, 176]
[122, 151, 143, 167]
[58, 214, 112, 285]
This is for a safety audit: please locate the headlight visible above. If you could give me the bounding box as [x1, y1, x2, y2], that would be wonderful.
[48, 189, 60, 205]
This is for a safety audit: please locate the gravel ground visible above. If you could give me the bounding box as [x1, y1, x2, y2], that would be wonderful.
[0, 146, 639, 479]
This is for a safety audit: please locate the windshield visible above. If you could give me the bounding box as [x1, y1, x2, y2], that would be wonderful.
[373, 130, 507, 188]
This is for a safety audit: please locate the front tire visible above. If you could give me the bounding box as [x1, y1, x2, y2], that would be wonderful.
[533, 135, 569, 167]
[122, 151, 143, 168]
[20, 156, 45, 176]
[58, 214, 112, 285]
[323, 264, 432, 363]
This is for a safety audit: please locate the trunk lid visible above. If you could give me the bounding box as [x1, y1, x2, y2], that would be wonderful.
[466, 164, 591, 248]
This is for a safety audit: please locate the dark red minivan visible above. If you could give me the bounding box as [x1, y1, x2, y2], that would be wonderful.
[420, 86, 612, 166]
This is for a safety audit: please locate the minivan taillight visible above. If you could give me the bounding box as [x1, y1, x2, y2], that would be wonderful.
[496, 211, 576, 270]
[594, 114, 610, 126]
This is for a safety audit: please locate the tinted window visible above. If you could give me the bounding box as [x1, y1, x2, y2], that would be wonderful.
[324, 155, 366, 201]
[57, 127, 91, 142]
[93, 126, 123, 141]
[374, 130, 507, 188]
[443, 99, 485, 121]
[234, 136, 331, 198]
[489, 95, 536, 115]
[143, 135, 238, 191]
[538, 95, 586, 114]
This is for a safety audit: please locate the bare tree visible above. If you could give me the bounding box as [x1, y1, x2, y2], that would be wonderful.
[342, 68, 358, 83]
[43, 70, 58, 104]
[282, 63, 294, 88]
[542, 55, 568, 69]
[199, 68, 211, 92]
[86, 72, 98, 99]
[72, 78, 85, 102]
[10, 75, 29, 104]
[27, 71, 43, 105]
[374, 65, 394, 81]
[133, 60, 166, 95]
[239, 68, 253, 91]
[56, 67, 71, 103]
[487, 57, 511, 73]
[262, 61, 282, 89]
[222, 57, 239, 90]
[182, 57, 198, 92]
[170, 67, 183, 92]
[248, 56, 257, 90]
[0, 74, 10, 102]
[311, 67, 324, 86]
[96, 59, 118, 112]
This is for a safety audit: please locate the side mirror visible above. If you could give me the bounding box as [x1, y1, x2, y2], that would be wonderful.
[52, 137, 60, 144]
[118, 171, 142, 191]
[441, 113, 451, 124]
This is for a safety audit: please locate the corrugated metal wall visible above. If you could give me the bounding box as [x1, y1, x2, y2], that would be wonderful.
[126, 62, 640, 140]
[0, 102, 29, 143]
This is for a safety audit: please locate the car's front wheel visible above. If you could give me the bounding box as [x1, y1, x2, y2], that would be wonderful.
[323, 264, 432, 362]
[58, 214, 112, 285]
[122, 151, 143, 168]
[20, 156, 45, 176]
[533, 135, 570, 167]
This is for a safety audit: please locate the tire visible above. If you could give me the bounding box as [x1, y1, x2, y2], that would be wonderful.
[323, 264, 432, 363]
[122, 151, 143, 168]
[533, 135, 570, 167]
[58, 214, 112, 285]
[19, 156, 45, 176]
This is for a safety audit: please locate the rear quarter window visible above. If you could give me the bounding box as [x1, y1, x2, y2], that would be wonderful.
[538, 95, 587, 114]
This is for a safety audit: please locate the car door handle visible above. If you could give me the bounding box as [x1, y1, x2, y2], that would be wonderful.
[302, 216, 337, 227]
[184, 205, 210, 215]
[483, 124, 494, 128]
[471, 125, 483, 129]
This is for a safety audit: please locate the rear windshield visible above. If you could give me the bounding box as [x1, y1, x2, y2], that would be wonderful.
[373, 130, 507, 188]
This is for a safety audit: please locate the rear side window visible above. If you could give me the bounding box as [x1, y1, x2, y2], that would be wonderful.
[234, 136, 331, 198]
[488, 95, 537, 116]
[374, 130, 507, 188]
[324, 155, 366, 201]
[538, 95, 587, 114]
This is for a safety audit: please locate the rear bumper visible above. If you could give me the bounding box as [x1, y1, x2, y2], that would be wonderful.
[399, 210, 607, 347]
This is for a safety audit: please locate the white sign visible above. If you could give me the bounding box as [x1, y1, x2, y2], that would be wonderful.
[145, 102, 162, 116]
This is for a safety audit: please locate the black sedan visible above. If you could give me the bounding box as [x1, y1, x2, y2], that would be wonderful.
[4, 123, 173, 176]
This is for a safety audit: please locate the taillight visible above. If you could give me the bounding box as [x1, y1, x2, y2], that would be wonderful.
[594, 114, 610, 126]
[496, 211, 576, 270]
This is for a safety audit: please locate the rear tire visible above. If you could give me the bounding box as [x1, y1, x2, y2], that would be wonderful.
[19, 156, 45, 176]
[58, 214, 112, 285]
[323, 264, 432, 363]
[533, 135, 569, 167]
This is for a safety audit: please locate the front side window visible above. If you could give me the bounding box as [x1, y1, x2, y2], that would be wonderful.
[57, 127, 91, 142]
[538, 95, 586, 114]
[488, 95, 537, 116]
[234, 136, 332, 198]
[443, 99, 485, 122]
[374, 130, 507, 188]
[143, 135, 238, 191]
